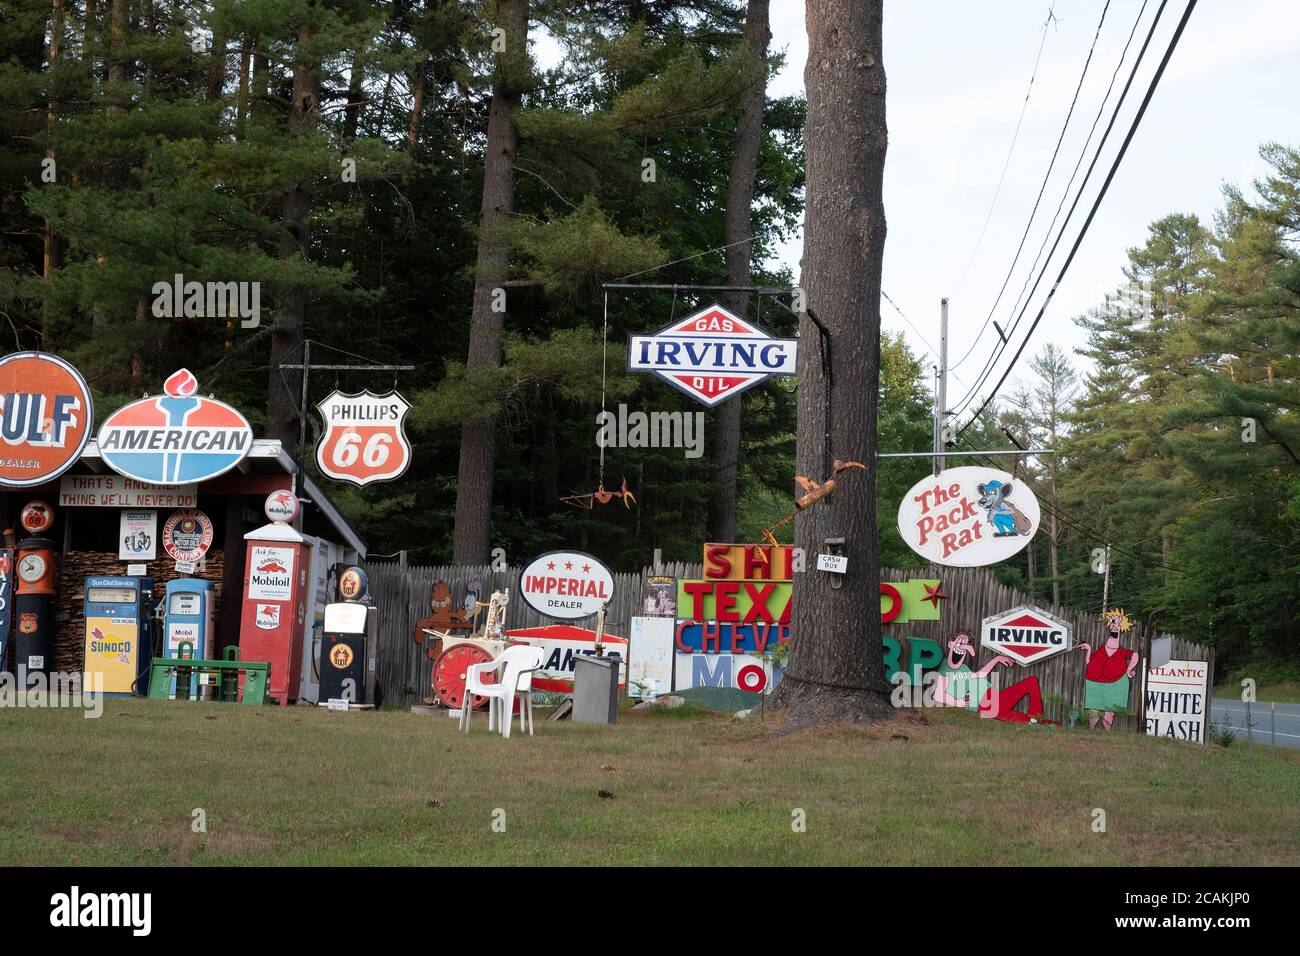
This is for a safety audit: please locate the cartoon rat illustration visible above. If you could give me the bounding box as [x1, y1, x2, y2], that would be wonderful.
[975, 479, 1032, 538]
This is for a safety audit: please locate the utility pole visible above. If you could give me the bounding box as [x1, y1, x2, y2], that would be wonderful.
[1101, 543, 1112, 608]
[934, 297, 949, 474]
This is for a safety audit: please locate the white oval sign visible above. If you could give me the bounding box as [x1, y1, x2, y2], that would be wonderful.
[518, 550, 616, 621]
[897, 466, 1040, 567]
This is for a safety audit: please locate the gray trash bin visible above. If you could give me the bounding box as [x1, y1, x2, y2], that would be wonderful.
[573, 653, 620, 724]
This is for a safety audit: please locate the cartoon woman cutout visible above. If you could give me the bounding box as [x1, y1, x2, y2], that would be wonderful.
[1076, 609, 1139, 730]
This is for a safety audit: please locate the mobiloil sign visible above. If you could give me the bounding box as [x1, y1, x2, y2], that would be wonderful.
[97, 368, 252, 484]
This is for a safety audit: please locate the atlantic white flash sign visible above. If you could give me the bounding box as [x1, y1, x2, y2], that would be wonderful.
[627, 303, 797, 407]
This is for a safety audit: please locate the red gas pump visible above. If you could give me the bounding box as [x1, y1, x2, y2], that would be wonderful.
[238, 523, 310, 705]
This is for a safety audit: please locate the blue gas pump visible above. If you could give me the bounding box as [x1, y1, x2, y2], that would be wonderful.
[164, 578, 215, 700]
[83, 575, 155, 696]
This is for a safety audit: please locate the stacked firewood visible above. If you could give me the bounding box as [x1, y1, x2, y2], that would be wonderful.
[53, 550, 225, 672]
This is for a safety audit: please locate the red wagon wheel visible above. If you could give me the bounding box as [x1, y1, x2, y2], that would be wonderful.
[433, 643, 496, 710]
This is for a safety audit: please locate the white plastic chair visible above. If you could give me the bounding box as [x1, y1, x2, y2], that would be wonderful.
[459, 645, 545, 738]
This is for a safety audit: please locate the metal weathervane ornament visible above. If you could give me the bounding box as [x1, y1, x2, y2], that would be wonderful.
[97, 369, 253, 484]
[627, 302, 797, 407]
[315, 389, 412, 486]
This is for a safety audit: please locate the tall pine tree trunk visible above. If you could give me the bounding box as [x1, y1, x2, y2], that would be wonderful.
[42, 0, 64, 347]
[770, 0, 889, 724]
[451, 0, 528, 564]
[709, 0, 770, 543]
[267, 17, 321, 446]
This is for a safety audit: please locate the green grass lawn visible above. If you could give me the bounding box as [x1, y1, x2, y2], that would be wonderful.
[2, 697, 1298, 866]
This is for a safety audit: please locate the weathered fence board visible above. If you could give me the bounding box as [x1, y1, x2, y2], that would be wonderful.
[366, 559, 1212, 723]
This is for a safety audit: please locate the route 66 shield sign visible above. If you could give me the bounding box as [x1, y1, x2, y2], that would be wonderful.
[315, 389, 412, 486]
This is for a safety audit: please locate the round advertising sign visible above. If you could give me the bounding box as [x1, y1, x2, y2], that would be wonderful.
[0, 352, 93, 488]
[162, 509, 214, 563]
[20, 500, 54, 535]
[897, 466, 1040, 567]
[264, 489, 299, 524]
[338, 566, 368, 602]
[96, 368, 253, 484]
[518, 550, 615, 621]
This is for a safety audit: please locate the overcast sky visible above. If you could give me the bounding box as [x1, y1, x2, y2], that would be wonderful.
[766, 0, 1300, 414]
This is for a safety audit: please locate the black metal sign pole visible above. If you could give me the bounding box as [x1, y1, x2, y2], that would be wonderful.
[281, 342, 415, 497]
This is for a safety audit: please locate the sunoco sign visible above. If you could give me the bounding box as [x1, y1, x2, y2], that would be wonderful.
[980, 605, 1073, 666]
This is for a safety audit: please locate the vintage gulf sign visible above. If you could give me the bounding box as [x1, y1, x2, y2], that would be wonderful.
[980, 605, 1073, 665]
[0, 352, 93, 488]
[504, 624, 628, 693]
[315, 389, 412, 486]
[897, 466, 1040, 567]
[627, 303, 797, 407]
[97, 369, 252, 484]
[519, 550, 615, 620]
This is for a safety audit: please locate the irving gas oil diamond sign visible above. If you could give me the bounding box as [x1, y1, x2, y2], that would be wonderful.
[627, 303, 797, 407]
[980, 605, 1073, 666]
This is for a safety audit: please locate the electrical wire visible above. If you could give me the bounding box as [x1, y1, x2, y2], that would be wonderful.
[950, 0, 1113, 372]
[950, 3, 1058, 297]
[954, 0, 1197, 429]
[951, 0, 1171, 418]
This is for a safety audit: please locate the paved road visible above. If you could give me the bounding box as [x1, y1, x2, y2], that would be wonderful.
[1211, 699, 1300, 749]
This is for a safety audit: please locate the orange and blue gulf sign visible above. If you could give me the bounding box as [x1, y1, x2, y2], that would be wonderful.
[97, 369, 252, 484]
[0, 352, 93, 488]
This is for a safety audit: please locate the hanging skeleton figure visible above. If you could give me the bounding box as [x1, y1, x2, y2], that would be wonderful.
[758, 460, 867, 548]
[559, 477, 637, 510]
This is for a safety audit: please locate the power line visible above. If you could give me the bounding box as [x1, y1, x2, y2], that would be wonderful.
[953, 433, 1185, 574]
[951, 0, 1170, 418]
[881, 289, 971, 392]
[950, 0, 1114, 373]
[954, 0, 1197, 429]
[997, 0, 1153, 364]
[949, 3, 1058, 297]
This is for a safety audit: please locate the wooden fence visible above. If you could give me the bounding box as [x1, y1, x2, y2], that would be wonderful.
[367, 559, 1213, 728]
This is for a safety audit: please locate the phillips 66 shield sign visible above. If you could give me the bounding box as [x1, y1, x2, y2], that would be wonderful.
[627, 303, 797, 407]
[315, 389, 412, 486]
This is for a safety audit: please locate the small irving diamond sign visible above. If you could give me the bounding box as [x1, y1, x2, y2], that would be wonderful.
[626, 303, 798, 407]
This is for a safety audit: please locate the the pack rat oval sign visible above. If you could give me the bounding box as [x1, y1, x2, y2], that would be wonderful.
[519, 550, 615, 621]
[0, 352, 93, 488]
[97, 369, 252, 484]
[897, 466, 1040, 567]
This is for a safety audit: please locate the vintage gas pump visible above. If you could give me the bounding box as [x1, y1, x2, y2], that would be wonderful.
[319, 602, 370, 704]
[163, 578, 215, 700]
[14, 501, 58, 688]
[83, 575, 155, 696]
[238, 520, 310, 706]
